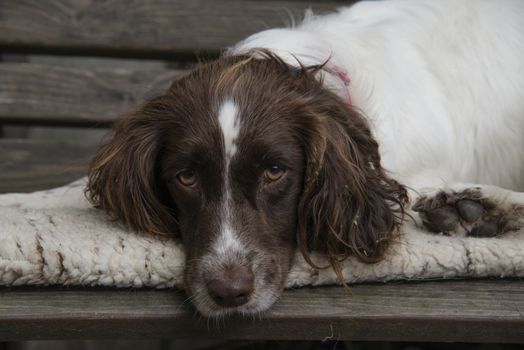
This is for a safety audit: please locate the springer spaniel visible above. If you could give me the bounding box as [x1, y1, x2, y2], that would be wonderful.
[86, 0, 524, 316]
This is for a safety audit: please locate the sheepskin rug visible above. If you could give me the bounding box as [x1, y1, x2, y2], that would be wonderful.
[1, 178, 523, 289]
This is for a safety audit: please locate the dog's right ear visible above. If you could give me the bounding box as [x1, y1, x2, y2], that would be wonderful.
[85, 97, 177, 236]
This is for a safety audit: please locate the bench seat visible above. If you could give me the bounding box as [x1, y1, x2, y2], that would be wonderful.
[1, 281, 523, 342]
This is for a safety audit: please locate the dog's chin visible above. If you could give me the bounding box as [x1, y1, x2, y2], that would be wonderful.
[186, 281, 283, 318]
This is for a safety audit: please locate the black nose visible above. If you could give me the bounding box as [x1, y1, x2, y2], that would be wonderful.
[207, 265, 254, 308]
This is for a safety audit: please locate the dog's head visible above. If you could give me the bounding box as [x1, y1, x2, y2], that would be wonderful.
[86, 52, 407, 316]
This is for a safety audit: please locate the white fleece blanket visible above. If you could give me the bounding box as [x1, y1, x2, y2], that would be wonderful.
[1, 178, 523, 289]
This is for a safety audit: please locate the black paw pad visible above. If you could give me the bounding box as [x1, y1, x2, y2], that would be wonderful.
[413, 189, 503, 237]
[469, 220, 499, 237]
[423, 205, 459, 232]
[456, 199, 484, 223]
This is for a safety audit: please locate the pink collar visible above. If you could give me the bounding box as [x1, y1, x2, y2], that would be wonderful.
[324, 63, 352, 106]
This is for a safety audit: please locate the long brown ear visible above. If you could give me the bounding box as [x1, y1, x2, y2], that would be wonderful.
[296, 98, 408, 277]
[85, 98, 177, 236]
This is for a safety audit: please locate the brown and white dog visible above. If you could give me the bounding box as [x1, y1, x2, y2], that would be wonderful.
[86, 0, 524, 316]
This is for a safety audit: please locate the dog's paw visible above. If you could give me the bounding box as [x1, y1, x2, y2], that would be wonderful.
[412, 187, 520, 237]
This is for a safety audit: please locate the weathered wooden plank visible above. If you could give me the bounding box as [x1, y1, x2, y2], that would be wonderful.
[0, 0, 352, 58]
[0, 139, 96, 193]
[0, 63, 182, 125]
[1, 280, 523, 342]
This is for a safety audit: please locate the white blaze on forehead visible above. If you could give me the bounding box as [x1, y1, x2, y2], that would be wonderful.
[218, 100, 240, 158]
[214, 99, 245, 259]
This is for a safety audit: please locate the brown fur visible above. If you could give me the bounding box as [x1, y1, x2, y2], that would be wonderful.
[86, 98, 178, 236]
[86, 51, 408, 311]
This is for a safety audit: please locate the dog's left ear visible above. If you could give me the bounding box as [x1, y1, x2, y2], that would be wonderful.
[296, 97, 408, 274]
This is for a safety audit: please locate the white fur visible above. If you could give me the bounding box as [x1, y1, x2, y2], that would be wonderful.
[231, 0, 524, 193]
[218, 99, 240, 159]
[215, 99, 244, 260]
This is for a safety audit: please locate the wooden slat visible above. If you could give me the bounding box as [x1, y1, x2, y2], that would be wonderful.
[0, 63, 182, 125]
[0, 139, 95, 193]
[1, 280, 524, 342]
[0, 0, 351, 58]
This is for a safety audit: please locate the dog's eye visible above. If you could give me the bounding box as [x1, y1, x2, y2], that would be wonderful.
[176, 169, 197, 186]
[265, 165, 285, 182]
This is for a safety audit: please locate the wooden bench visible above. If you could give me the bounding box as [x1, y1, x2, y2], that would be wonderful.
[1, 0, 523, 343]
